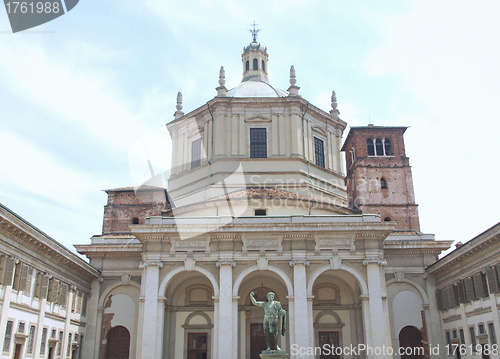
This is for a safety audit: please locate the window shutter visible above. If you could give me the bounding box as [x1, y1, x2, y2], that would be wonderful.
[19, 264, 28, 292]
[488, 266, 500, 294]
[25, 267, 33, 295]
[473, 273, 486, 298]
[0, 254, 4, 285]
[71, 290, 77, 312]
[442, 287, 450, 309]
[76, 291, 83, 313]
[482, 273, 489, 297]
[41, 275, 50, 300]
[457, 280, 467, 303]
[465, 277, 475, 302]
[59, 283, 68, 308]
[81, 292, 88, 316]
[436, 289, 444, 310]
[4, 258, 15, 286]
[51, 280, 60, 304]
[446, 286, 454, 308]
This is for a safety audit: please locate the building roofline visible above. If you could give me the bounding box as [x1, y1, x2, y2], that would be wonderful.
[426, 221, 500, 272]
[0, 203, 100, 278]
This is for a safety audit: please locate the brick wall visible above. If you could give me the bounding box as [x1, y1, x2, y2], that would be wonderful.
[343, 126, 420, 232]
[102, 187, 170, 234]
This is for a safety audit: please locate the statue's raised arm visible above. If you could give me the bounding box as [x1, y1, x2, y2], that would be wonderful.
[249, 291, 265, 307]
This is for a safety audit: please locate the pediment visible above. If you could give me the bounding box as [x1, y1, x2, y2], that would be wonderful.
[312, 126, 327, 136]
[244, 115, 272, 123]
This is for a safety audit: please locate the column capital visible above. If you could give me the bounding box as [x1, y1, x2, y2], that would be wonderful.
[216, 260, 236, 267]
[139, 261, 163, 269]
[289, 259, 310, 267]
[362, 258, 387, 266]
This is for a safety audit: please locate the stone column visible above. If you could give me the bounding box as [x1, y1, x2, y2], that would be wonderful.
[290, 258, 311, 358]
[424, 275, 444, 358]
[138, 259, 163, 359]
[156, 297, 166, 358]
[82, 278, 101, 359]
[360, 295, 371, 359]
[217, 259, 236, 359]
[363, 258, 391, 359]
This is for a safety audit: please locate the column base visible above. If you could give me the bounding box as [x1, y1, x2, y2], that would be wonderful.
[260, 350, 288, 359]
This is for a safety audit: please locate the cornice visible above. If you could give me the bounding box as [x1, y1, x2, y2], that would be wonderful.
[0, 217, 100, 281]
[427, 234, 500, 275]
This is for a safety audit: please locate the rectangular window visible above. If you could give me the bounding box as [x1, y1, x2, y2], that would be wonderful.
[40, 328, 47, 355]
[459, 329, 466, 345]
[470, 327, 477, 352]
[27, 325, 36, 353]
[314, 137, 325, 168]
[254, 209, 267, 216]
[445, 331, 451, 347]
[18, 322, 25, 333]
[488, 323, 497, 345]
[250, 128, 267, 158]
[57, 331, 63, 355]
[191, 138, 202, 169]
[479, 324, 485, 334]
[188, 333, 207, 359]
[79, 335, 83, 358]
[3, 321, 13, 351]
[67, 333, 72, 356]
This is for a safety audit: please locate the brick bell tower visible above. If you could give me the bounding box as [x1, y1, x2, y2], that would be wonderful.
[341, 125, 420, 232]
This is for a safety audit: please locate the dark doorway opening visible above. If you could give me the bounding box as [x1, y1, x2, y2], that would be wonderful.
[106, 325, 130, 359]
[399, 326, 424, 359]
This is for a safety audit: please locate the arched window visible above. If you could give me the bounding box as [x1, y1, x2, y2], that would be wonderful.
[384, 138, 392, 156]
[132, 217, 139, 224]
[246, 60, 249, 71]
[253, 58, 258, 70]
[367, 138, 375, 156]
[261, 60, 265, 72]
[381, 178, 388, 189]
[375, 138, 384, 156]
[384, 217, 391, 222]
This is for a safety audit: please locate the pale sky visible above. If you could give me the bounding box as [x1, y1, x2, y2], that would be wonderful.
[0, 0, 499, 254]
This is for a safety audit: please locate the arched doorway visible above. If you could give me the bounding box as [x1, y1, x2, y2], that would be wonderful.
[399, 326, 424, 359]
[106, 326, 130, 359]
[236, 269, 290, 359]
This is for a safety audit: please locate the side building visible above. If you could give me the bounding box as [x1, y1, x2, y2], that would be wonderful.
[427, 223, 500, 357]
[0, 204, 99, 359]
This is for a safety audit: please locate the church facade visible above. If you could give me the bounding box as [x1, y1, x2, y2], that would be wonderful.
[74, 36, 454, 359]
[1, 35, 499, 359]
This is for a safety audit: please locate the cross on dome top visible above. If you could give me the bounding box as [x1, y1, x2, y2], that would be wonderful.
[248, 21, 261, 43]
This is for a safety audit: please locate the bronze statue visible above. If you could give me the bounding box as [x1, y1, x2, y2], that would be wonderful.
[250, 291, 286, 352]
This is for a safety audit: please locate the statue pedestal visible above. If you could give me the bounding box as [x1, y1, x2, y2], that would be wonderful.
[259, 350, 288, 359]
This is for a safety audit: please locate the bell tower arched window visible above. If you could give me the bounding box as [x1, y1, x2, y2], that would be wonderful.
[253, 58, 258, 70]
[375, 139, 384, 156]
[381, 178, 388, 189]
[246, 60, 250, 71]
[261, 60, 265, 72]
[367, 138, 375, 156]
[384, 138, 392, 155]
